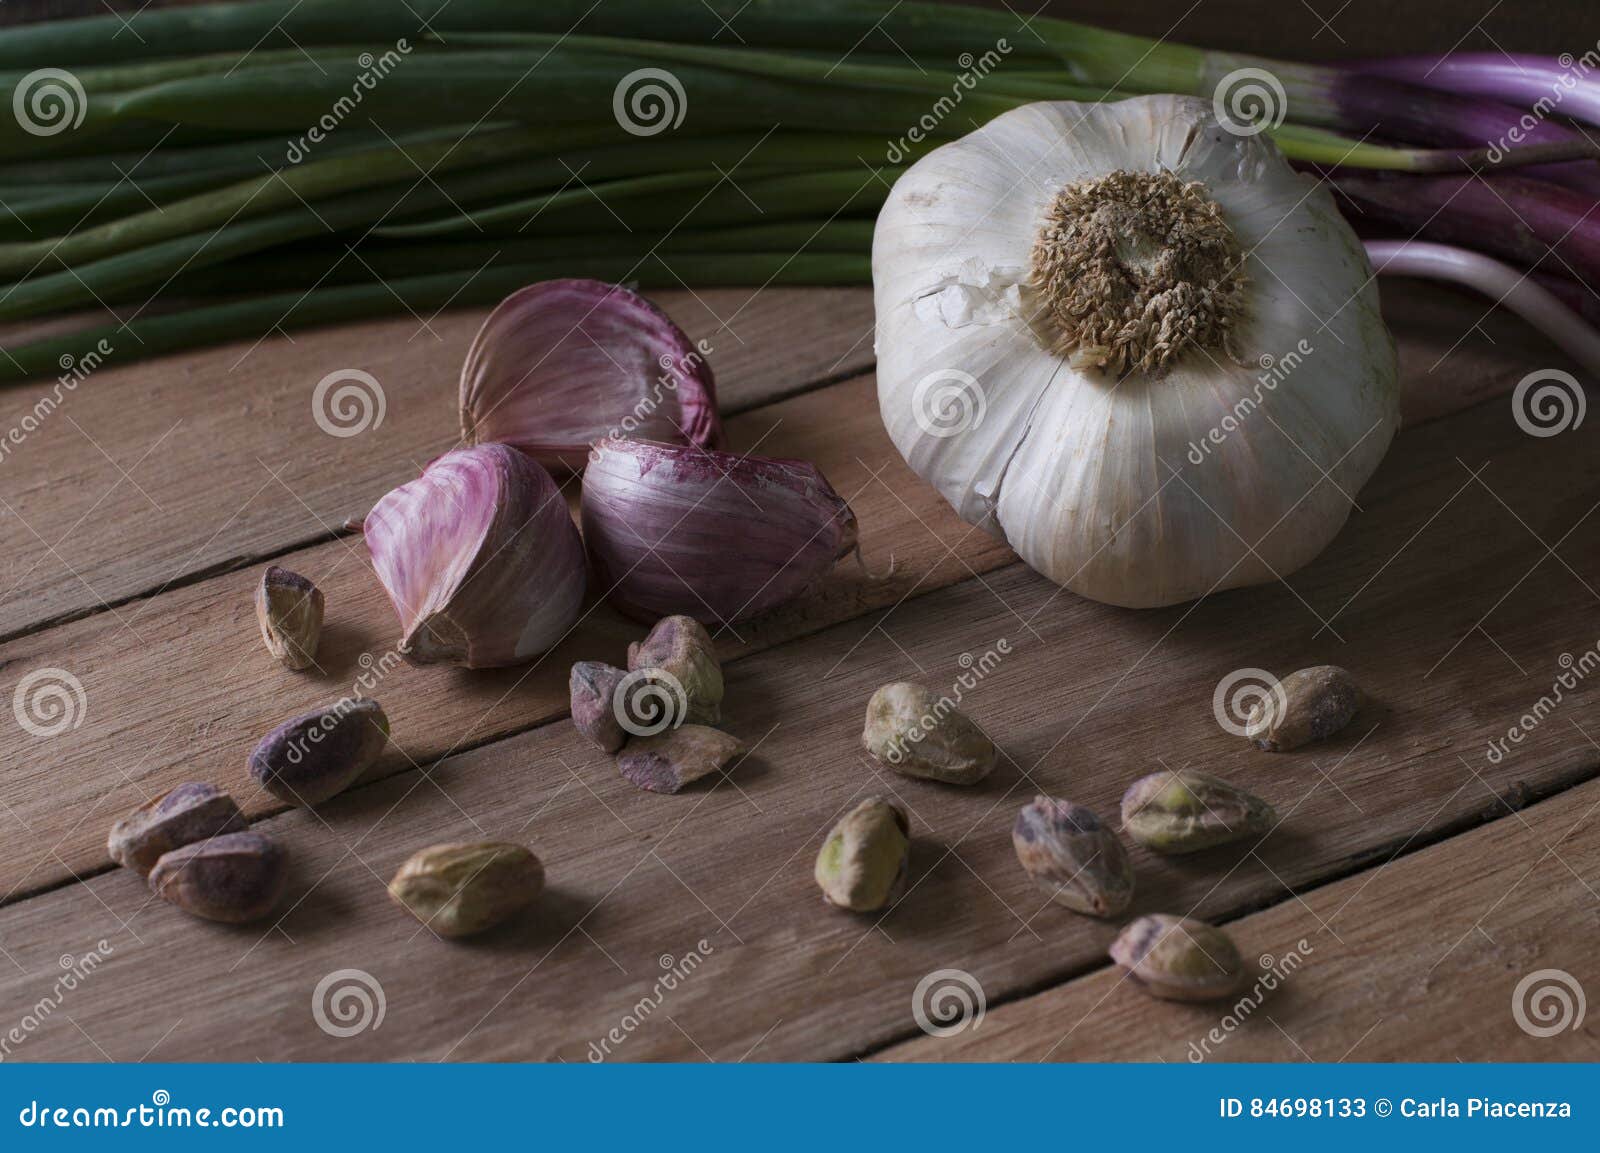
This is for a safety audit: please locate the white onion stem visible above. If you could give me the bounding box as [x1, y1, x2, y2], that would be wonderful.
[1367, 238, 1600, 379]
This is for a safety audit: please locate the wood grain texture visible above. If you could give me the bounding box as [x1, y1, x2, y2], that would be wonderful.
[0, 387, 1594, 1061]
[4, 0, 1600, 1067]
[880, 776, 1600, 1062]
[0, 278, 1572, 904]
[0, 370, 1013, 903]
[0, 275, 1564, 646]
[0, 288, 876, 639]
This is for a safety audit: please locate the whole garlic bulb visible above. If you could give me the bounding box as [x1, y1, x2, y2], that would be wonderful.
[364, 443, 586, 668]
[873, 95, 1399, 608]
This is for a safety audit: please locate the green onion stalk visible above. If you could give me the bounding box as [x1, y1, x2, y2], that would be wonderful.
[0, 0, 1596, 380]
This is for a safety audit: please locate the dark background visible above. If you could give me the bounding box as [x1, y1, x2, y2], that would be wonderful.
[4, 0, 1595, 61]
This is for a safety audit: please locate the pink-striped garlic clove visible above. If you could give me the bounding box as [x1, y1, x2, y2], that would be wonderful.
[364, 444, 586, 668]
[580, 437, 858, 625]
[459, 279, 722, 473]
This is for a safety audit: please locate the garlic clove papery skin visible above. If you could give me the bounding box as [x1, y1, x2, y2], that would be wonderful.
[364, 443, 586, 668]
[581, 437, 857, 625]
[873, 96, 1399, 608]
[460, 278, 722, 472]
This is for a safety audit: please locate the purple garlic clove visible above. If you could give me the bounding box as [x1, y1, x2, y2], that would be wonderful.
[364, 443, 587, 668]
[581, 437, 857, 625]
[460, 279, 722, 473]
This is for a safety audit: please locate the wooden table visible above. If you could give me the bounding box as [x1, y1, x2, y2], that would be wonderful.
[1, 1, 1597, 1063]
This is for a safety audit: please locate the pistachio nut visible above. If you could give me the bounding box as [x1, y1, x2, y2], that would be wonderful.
[1109, 913, 1244, 1001]
[388, 841, 544, 938]
[814, 796, 910, 912]
[254, 565, 324, 671]
[1012, 796, 1134, 916]
[627, 615, 723, 725]
[1121, 770, 1275, 854]
[148, 831, 289, 924]
[1246, 665, 1360, 751]
[570, 660, 629, 753]
[616, 724, 744, 794]
[248, 698, 389, 806]
[107, 781, 248, 876]
[861, 681, 996, 785]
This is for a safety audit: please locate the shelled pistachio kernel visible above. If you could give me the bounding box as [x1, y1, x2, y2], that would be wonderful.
[1012, 796, 1134, 916]
[861, 681, 996, 784]
[570, 661, 628, 753]
[255, 565, 324, 670]
[616, 724, 743, 794]
[814, 796, 911, 912]
[388, 841, 544, 938]
[1246, 665, 1360, 751]
[1109, 914, 1244, 1001]
[148, 831, 289, 924]
[1120, 770, 1275, 854]
[248, 698, 389, 806]
[627, 615, 724, 725]
[108, 781, 247, 876]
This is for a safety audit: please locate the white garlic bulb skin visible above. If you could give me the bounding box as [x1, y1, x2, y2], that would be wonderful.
[873, 95, 1399, 608]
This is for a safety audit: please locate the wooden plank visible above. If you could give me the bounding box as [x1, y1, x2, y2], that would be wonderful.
[0, 288, 876, 638]
[879, 776, 1600, 1062]
[0, 275, 1558, 902]
[0, 389, 1595, 1061]
[0, 369, 1013, 902]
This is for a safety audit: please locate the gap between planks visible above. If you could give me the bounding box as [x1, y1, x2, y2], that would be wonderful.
[0, 286, 1591, 906]
[0, 369, 1014, 903]
[0, 389, 1595, 1059]
[874, 770, 1600, 1062]
[0, 286, 879, 641]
